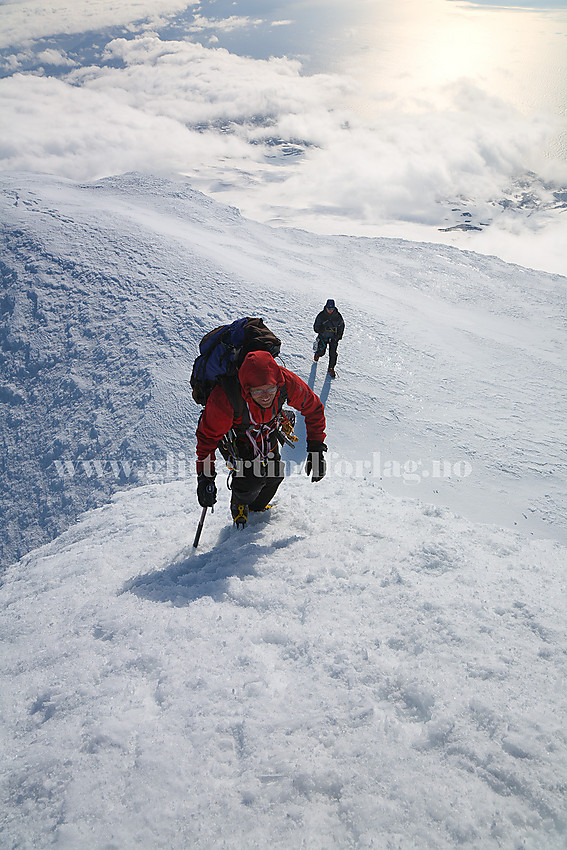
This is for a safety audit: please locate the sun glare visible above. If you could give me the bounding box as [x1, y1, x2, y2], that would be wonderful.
[340, 0, 567, 119]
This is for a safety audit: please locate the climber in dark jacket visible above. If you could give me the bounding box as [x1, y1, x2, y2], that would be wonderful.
[313, 299, 345, 378]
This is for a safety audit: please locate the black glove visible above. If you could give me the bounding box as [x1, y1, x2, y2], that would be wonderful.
[197, 473, 217, 507]
[306, 440, 327, 482]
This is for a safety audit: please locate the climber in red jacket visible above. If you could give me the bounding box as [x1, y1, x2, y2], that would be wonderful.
[196, 351, 327, 526]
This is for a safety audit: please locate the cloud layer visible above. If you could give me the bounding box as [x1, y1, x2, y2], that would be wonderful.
[1, 18, 566, 274]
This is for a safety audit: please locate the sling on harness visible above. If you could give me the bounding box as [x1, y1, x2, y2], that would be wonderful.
[215, 375, 297, 483]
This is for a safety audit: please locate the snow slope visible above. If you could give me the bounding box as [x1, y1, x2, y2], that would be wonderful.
[1, 475, 565, 849]
[0, 172, 566, 848]
[1, 171, 565, 565]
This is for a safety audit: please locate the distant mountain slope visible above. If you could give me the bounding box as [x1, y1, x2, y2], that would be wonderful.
[1, 172, 565, 564]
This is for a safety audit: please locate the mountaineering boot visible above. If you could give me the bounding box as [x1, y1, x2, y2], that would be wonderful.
[314, 353, 320, 362]
[328, 367, 336, 378]
[231, 501, 248, 528]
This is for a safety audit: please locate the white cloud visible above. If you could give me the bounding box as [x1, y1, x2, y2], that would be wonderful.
[73, 35, 351, 128]
[0, 72, 252, 181]
[187, 14, 263, 33]
[0, 34, 350, 187]
[36, 48, 77, 67]
[0, 0, 196, 49]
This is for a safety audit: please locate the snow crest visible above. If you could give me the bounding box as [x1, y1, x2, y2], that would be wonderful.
[1, 172, 565, 564]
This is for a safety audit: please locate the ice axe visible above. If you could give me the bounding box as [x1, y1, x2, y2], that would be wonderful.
[193, 505, 209, 548]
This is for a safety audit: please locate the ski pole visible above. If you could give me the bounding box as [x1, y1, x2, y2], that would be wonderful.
[193, 506, 208, 548]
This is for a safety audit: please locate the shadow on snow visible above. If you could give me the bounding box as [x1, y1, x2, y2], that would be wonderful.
[123, 515, 298, 605]
[307, 361, 333, 406]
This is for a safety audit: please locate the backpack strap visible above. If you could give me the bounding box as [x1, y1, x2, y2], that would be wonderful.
[220, 375, 250, 428]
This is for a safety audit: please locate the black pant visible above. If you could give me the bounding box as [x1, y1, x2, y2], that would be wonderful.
[316, 336, 339, 369]
[230, 446, 284, 510]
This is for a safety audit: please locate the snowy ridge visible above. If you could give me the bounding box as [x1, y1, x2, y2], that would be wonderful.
[1, 475, 565, 849]
[1, 171, 565, 565]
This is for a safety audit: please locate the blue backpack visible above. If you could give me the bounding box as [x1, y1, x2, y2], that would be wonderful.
[190, 317, 281, 405]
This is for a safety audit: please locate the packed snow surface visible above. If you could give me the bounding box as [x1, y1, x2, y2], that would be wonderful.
[0, 172, 566, 848]
[1, 478, 566, 849]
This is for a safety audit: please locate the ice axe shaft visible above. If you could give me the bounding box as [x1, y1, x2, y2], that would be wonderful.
[193, 506, 208, 548]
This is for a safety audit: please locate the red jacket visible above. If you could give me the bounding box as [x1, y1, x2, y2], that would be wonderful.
[196, 351, 326, 475]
